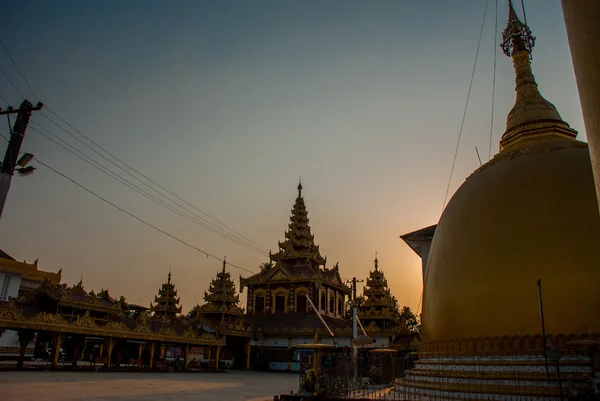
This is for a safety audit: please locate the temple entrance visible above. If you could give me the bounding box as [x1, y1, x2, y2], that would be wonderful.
[225, 336, 249, 370]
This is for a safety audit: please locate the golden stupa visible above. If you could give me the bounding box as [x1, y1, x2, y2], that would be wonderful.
[395, 2, 600, 399]
[423, 1, 599, 345]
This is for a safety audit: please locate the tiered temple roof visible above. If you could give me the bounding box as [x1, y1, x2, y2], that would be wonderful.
[198, 259, 244, 318]
[358, 255, 399, 330]
[190, 260, 250, 337]
[240, 182, 350, 295]
[150, 272, 182, 320]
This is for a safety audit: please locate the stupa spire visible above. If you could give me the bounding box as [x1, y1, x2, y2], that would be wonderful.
[297, 176, 303, 198]
[499, 0, 576, 151]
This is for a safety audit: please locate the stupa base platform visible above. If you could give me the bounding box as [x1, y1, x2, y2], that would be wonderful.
[394, 354, 595, 401]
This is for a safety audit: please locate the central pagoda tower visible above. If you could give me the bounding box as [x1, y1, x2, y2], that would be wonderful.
[240, 181, 350, 320]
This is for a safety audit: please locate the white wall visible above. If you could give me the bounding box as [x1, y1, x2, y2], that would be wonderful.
[0, 272, 21, 301]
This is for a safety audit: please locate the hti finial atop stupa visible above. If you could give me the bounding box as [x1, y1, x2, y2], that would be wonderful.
[499, 0, 576, 151]
[297, 176, 303, 198]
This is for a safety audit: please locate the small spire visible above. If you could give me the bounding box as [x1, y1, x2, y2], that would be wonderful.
[297, 176, 303, 198]
[222, 256, 227, 273]
[374, 251, 379, 271]
[168, 268, 172, 284]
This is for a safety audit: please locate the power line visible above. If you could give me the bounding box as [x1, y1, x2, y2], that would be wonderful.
[442, 0, 490, 210]
[28, 122, 268, 256]
[489, 0, 499, 160]
[37, 112, 267, 255]
[34, 156, 256, 274]
[0, 38, 39, 101]
[0, 39, 269, 255]
[44, 108, 269, 254]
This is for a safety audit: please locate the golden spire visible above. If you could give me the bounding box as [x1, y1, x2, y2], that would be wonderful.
[222, 256, 227, 274]
[374, 251, 379, 271]
[499, 0, 576, 151]
[297, 176, 303, 198]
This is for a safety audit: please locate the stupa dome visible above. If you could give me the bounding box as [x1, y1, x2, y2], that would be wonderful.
[421, 3, 600, 343]
[422, 137, 600, 342]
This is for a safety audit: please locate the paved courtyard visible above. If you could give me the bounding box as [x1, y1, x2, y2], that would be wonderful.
[0, 371, 299, 401]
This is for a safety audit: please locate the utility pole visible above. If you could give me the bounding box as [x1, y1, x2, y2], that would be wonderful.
[347, 277, 364, 359]
[537, 279, 550, 376]
[0, 99, 43, 221]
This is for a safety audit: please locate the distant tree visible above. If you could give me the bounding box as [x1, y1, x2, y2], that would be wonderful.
[186, 305, 200, 319]
[399, 306, 419, 333]
[259, 262, 273, 272]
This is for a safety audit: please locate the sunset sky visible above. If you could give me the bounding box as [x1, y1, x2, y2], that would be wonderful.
[0, 0, 583, 312]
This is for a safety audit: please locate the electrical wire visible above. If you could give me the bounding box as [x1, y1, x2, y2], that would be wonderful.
[0, 39, 269, 255]
[28, 122, 268, 256]
[489, 0, 498, 160]
[424, 0, 491, 298]
[37, 112, 268, 256]
[34, 156, 256, 274]
[0, 38, 40, 102]
[442, 0, 490, 210]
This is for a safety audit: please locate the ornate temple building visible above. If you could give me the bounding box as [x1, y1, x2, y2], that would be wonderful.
[0, 250, 61, 360]
[0, 183, 416, 372]
[240, 182, 353, 370]
[150, 272, 182, 321]
[395, 2, 600, 399]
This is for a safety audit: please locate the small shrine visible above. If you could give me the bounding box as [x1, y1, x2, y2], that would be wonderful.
[358, 255, 399, 331]
[150, 271, 182, 321]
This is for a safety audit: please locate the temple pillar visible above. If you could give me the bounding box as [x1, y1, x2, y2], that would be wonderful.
[184, 344, 190, 370]
[51, 333, 62, 367]
[287, 338, 292, 371]
[160, 344, 165, 358]
[561, 1, 600, 212]
[106, 337, 115, 367]
[71, 335, 81, 368]
[17, 330, 34, 369]
[137, 343, 144, 360]
[99, 343, 104, 358]
[80, 340, 86, 361]
[208, 346, 212, 361]
[246, 339, 252, 370]
[215, 345, 221, 369]
[149, 342, 156, 370]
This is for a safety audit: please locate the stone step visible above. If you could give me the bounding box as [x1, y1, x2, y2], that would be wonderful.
[395, 377, 564, 400]
[405, 366, 591, 383]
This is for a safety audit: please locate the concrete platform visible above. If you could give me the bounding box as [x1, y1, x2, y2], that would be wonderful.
[0, 370, 299, 401]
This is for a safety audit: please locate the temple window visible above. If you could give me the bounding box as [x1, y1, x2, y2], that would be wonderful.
[320, 293, 326, 311]
[329, 296, 335, 313]
[275, 294, 285, 313]
[255, 295, 265, 313]
[337, 299, 343, 315]
[297, 292, 307, 312]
